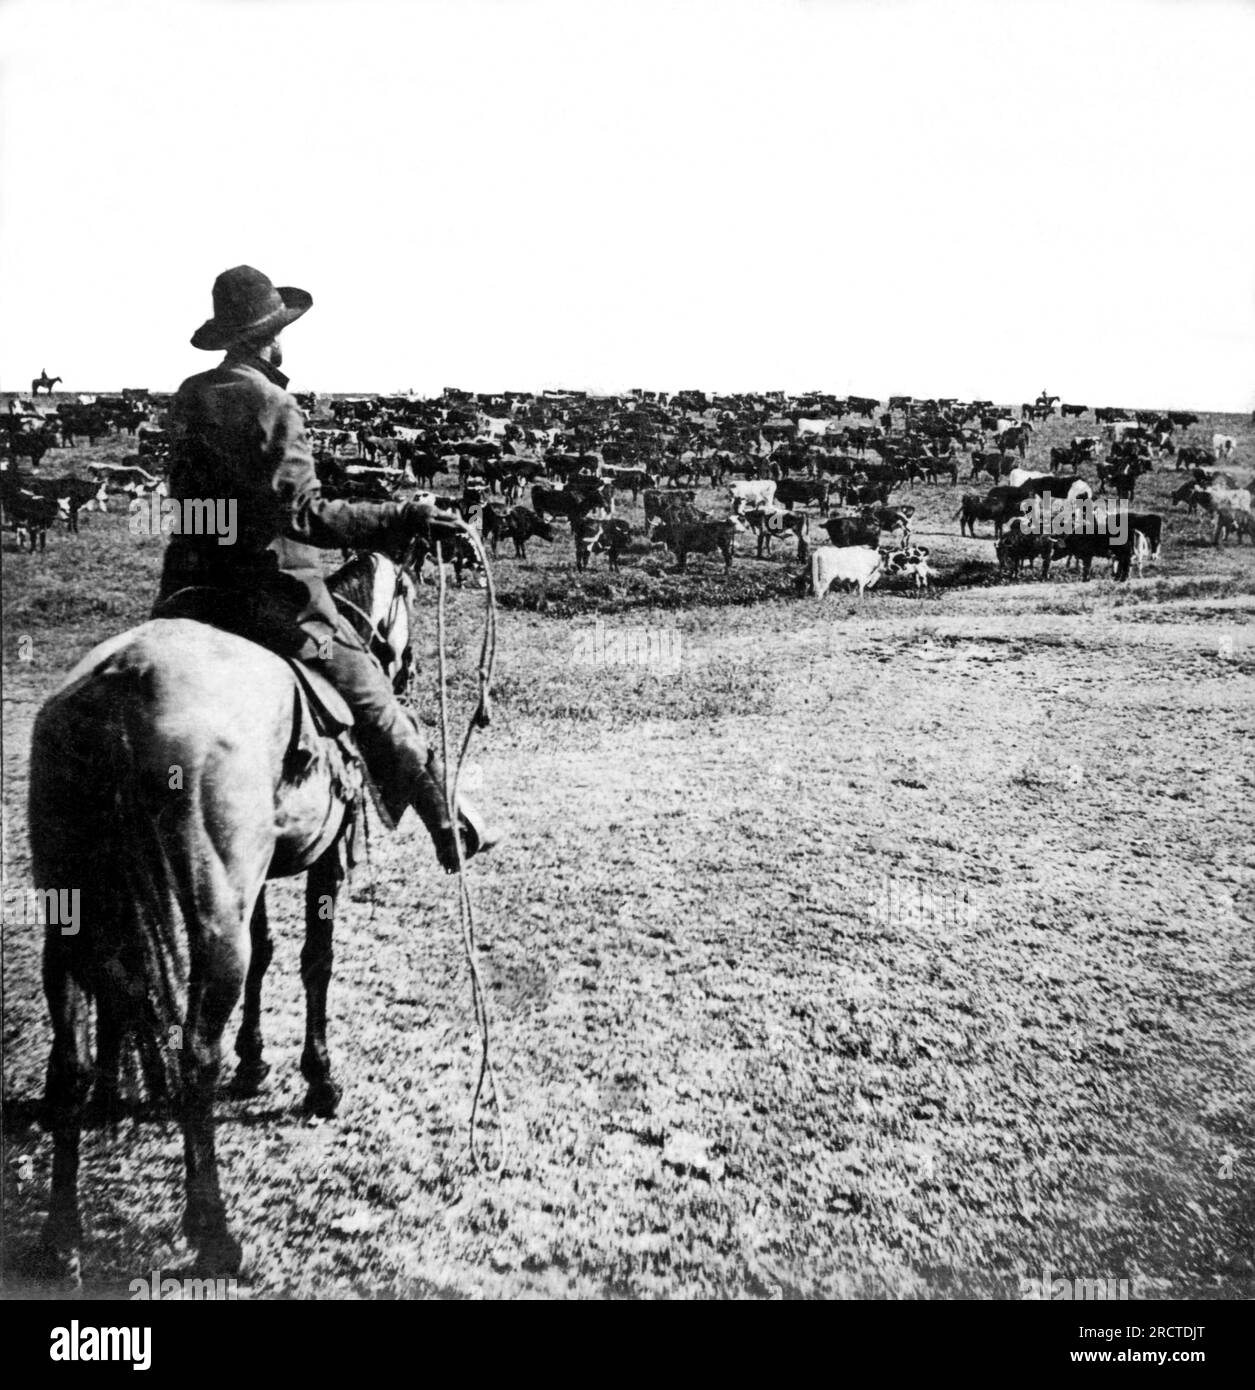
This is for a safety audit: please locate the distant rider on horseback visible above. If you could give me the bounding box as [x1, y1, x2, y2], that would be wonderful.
[154, 264, 502, 872]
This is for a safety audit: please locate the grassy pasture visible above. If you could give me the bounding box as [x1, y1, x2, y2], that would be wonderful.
[2, 400, 1253, 1298]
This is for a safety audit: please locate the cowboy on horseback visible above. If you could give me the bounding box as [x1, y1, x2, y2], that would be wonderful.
[155, 264, 502, 872]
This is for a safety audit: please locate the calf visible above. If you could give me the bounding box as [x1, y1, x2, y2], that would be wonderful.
[881, 545, 936, 591]
[1214, 507, 1255, 547]
[875, 506, 914, 544]
[995, 517, 1056, 579]
[1176, 444, 1215, 471]
[573, 515, 632, 571]
[1213, 433, 1236, 460]
[420, 532, 486, 588]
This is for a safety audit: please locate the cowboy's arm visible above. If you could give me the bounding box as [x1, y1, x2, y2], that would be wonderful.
[268, 396, 417, 549]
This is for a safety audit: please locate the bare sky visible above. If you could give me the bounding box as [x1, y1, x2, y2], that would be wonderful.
[2, 0, 1252, 409]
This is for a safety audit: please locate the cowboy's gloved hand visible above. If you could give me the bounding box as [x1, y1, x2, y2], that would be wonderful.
[403, 501, 464, 540]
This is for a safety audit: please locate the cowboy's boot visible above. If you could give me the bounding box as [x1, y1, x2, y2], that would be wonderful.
[409, 749, 503, 874]
[375, 741, 502, 873]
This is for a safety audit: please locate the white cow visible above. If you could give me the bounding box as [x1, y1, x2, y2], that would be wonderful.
[478, 415, 511, 441]
[807, 545, 882, 598]
[796, 418, 843, 438]
[729, 480, 776, 513]
[1213, 433, 1236, 460]
[1208, 486, 1251, 513]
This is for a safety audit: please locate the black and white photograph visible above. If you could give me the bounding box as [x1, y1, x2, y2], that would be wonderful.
[1, 0, 1252, 1335]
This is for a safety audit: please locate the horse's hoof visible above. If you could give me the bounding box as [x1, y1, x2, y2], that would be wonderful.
[21, 1238, 82, 1290]
[193, 1233, 243, 1279]
[229, 1061, 271, 1098]
[303, 1080, 342, 1118]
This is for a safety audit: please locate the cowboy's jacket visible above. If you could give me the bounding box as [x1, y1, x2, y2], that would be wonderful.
[157, 352, 411, 637]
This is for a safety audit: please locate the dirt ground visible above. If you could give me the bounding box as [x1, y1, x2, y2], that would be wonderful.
[2, 405, 1253, 1298]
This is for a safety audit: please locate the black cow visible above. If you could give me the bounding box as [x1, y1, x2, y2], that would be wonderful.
[994, 425, 1031, 458]
[921, 453, 959, 486]
[774, 477, 831, 515]
[1060, 403, 1088, 418]
[958, 486, 1030, 539]
[1126, 511, 1164, 560]
[1098, 458, 1150, 501]
[531, 483, 599, 522]
[968, 450, 1002, 484]
[844, 482, 890, 507]
[4, 490, 59, 551]
[1170, 482, 1209, 513]
[820, 515, 878, 548]
[742, 506, 808, 559]
[1023, 474, 1092, 502]
[481, 503, 553, 559]
[564, 475, 614, 512]
[25, 474, 102, 533]
[608, 468, 656, 501]
[136, 425, 169, 457]
[651, 516, 745, 571]
[1055, 531, 1133, 581]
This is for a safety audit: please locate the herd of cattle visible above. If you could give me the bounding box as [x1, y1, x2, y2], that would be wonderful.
[2, 385, 1250, 596]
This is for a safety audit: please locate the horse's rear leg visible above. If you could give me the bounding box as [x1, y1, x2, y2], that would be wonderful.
[88, 1007, 122, 1126]
[181, 948, 247, 1275]
[32, 958, 93, 1285]
[230, 892, 273, 1096]
[300, 849, 344, 1118]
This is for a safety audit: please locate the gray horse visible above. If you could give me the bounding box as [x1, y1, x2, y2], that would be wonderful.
[28, 550, 416, 1282]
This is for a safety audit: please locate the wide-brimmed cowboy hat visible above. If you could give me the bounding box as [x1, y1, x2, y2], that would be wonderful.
[191, 265, 312, 350]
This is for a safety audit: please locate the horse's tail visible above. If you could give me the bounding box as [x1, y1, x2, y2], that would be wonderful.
[30, 676, 189, 1114]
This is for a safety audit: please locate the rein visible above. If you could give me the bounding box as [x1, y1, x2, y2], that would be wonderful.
[430, 522, 504, 1174]
[332, 531, 505, 1173]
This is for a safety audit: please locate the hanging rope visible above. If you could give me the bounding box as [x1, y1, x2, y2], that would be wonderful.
[432, 522, 506, 1174]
